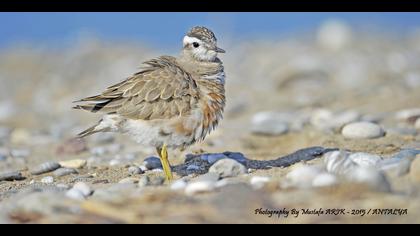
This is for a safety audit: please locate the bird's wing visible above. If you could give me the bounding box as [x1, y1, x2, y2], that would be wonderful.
[73, 56, 199, 120]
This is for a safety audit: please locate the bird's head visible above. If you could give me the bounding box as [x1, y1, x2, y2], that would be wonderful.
[182, 26, 225, 62]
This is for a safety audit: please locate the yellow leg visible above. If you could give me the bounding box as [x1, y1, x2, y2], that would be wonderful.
[157, 144, 173, 181]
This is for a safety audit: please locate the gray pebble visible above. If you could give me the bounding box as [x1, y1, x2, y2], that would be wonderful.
[341, 122, 385, 139]
[251, 119, 289, 136]
[66, 182, 93, 200]
[143, 156, 162, 170]
[138, 176, 150, 188]
[348, 152, 382, 168]
[128, 166, 144, 175]
[0, 171, 24, 181]
[31, 162, 61, 175]
[149, 176, 165, 186]
[209, 159, 247, 178]
[41, 176, 54, 184]
[53, 168, 78, 177]
[0, 154, 6, 161]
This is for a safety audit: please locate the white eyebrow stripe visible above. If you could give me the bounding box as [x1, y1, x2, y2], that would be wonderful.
[183, 36, 202, 46]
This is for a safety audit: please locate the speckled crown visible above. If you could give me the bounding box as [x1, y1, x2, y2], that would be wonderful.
[187, 26, 217, 45]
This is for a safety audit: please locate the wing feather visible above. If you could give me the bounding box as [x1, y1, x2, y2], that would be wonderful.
[73, 56, 199, 121]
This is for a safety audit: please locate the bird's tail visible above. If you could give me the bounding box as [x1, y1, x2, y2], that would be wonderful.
[77, 125, 100, 138]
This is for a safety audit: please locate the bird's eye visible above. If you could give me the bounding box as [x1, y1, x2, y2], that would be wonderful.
[193, 42, 200, 48]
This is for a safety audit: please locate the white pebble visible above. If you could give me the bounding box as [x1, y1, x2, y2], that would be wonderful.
[250, 176, 270, 189]
[72, 182, 93, 197]
[185, 181, 215, 196]
[285, 164, 324, 188]
[346, 167, 391, 192]
[324, 151, 358, 175]
[41, 176, 54, 184]
[395, 108, 420, 121]
[341, 122, 385, 139]
[348, 152, 382, 168]
[170, 179, 188, 191]
[312, 173, 338, 187]
[59, 159, 87, 169]
[66, 188, 86, 200]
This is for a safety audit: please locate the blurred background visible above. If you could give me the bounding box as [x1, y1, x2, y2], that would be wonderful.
[1, 12, 420, 147]
[1, 13, 420, 224]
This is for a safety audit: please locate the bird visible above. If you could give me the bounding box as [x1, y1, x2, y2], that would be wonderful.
[73, 26, 226, 181]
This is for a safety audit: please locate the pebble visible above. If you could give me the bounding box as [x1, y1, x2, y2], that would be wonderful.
[128, 166, 144, 175]
[285, 164, 324, 188]
[30, 162, 61, 175]
[10, 149, 30, 158]
[409, 155, 420, 183]
[395, 108, 420, 123]
[118, 177, 139, 184]
[250, 176, 270, 189]
[41, 176, 54, 184]
[184, 173, 219, 196]
[0, 153, 6, 161]
[0, 171, 24, 181]
[310, 109, 360, 132]
[208, 159, 247, 178]
[348, 152, 382, 168]
[378, 150, 419, 177]
[341, 122, 385, 139]
[346, 167, 391, 192]
[143, 156, 162, 170]
[312, 173, 339, 187]
[324, 151, 358, 175]
[251, 115, 289, 136]
[170, 179, 188, 191]
[53, 168, 78, 177]
[138, 176, 150, 188]
[59, 159, 87, 169]
[415, 118, 420, 130]
[66, 182, 93, 200]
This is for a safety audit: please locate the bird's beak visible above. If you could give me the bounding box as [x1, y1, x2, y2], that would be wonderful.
[214, 47, 226, 53]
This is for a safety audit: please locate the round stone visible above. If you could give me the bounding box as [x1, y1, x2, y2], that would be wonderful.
[341, 122, 385, 139]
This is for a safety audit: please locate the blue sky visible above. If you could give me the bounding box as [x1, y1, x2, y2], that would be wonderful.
[1, 13, 420, 48]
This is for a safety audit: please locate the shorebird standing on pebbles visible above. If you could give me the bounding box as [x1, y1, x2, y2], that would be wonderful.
[73, 26, 226, 181]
